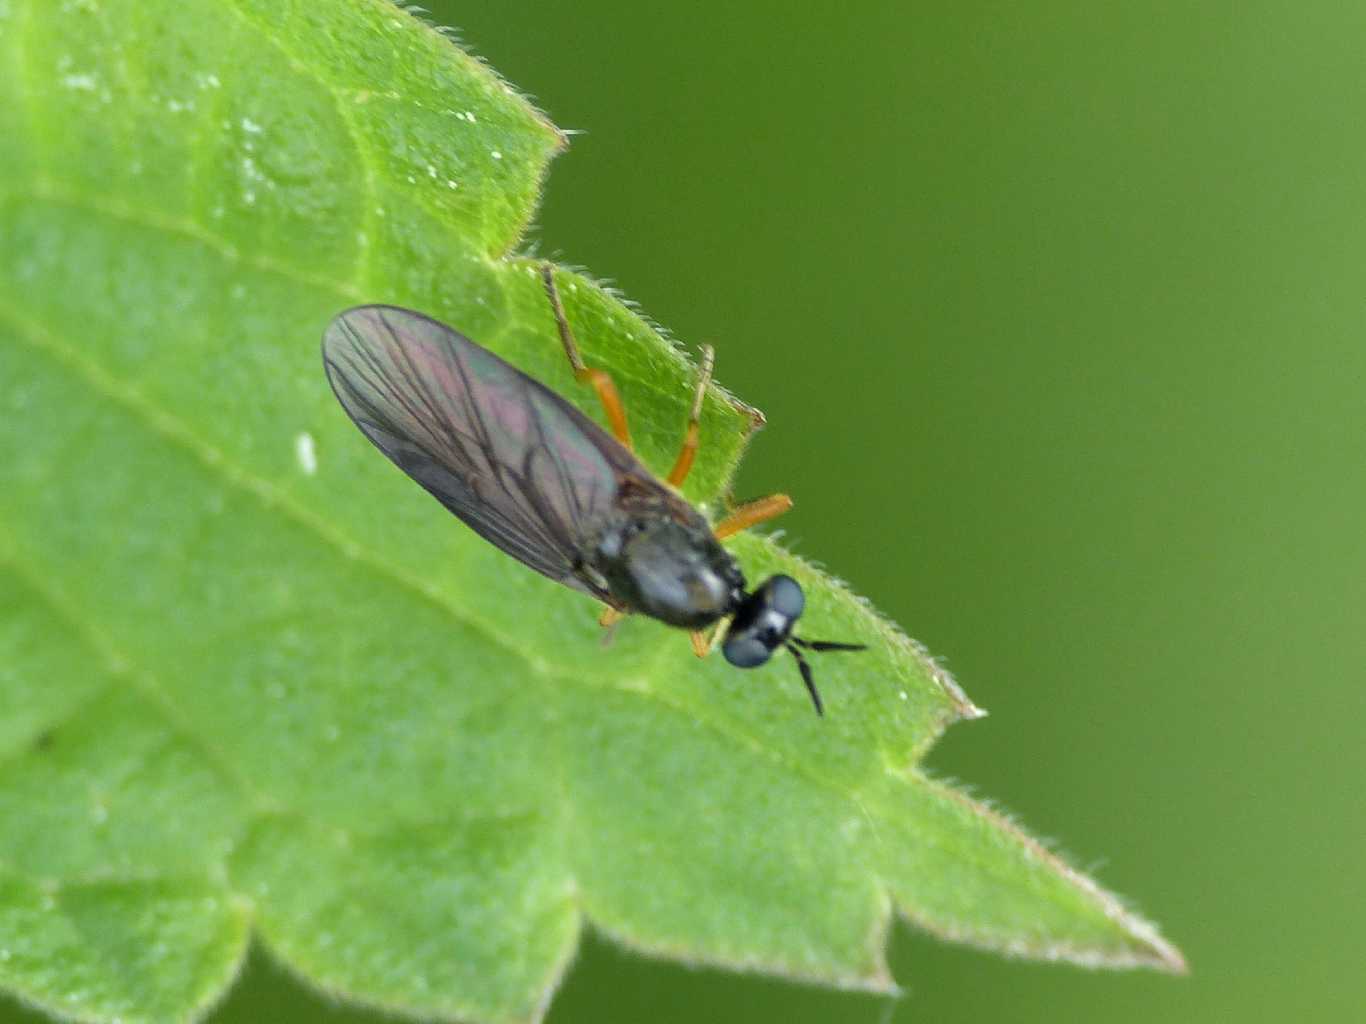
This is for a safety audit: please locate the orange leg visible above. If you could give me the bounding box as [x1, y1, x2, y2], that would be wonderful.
[689, 620, 725, 658]
[667, 344, 714, 488]
[713, 493, 793, 540]
[541, 263, 632, 449]
[598, 605, 627, 647]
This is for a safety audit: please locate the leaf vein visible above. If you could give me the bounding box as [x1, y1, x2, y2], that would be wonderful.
[0, 535, 266, 809]
[218, 0, 381, 292]
[0, 298, 568, 684]
[6, 183, 362, 302]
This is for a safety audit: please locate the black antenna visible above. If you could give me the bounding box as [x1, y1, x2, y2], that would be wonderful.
[786, 643, 824, 716]
[799, 640, 867, 654]
[786, 637, 868, 716]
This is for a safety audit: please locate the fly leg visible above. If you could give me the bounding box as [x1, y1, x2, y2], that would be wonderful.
[689, 621, 723, 658]
[599, 606, 626, 646]
[666, 344, 714, 488]
[540, 263, 633, 449]
[713, 493, 793, 540]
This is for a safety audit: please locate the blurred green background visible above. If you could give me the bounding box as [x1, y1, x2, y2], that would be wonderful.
[8, 1, 1362, 1022]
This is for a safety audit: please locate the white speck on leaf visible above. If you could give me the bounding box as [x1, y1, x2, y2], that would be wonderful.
[446, 179, 458, 189]
[295, 432, 318, 476]
[241, 116, 263, 134]
[60, 72, 98, 91]
[490, 149, 502, 160]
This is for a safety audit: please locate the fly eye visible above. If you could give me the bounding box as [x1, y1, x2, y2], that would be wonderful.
[765, 575, 805, 618]
[722, 575, 866, 716]
[721, 574, 804, 669]
[721, 628, 775, 668]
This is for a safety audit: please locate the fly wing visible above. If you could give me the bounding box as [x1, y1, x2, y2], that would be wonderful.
[322, 304, 655, 600]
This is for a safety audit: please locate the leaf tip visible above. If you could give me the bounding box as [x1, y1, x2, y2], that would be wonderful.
[959, 699, 988, 720]
[1157, 940, 1190, 975]
[739, 398, 767, 436]
[1125, 921, 1188, 975]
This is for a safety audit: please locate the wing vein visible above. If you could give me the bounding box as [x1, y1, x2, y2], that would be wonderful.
[322, 306, 677, 603]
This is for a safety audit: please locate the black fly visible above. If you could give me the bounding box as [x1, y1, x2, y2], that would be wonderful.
[322, 265, 863, 714]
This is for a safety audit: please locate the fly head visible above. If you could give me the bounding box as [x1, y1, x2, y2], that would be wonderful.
[721, 574, 866, 716]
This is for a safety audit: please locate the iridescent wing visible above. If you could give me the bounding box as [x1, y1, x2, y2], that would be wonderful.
[322, 305, 673, 602]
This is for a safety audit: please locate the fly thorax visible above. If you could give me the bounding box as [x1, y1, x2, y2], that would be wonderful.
[594, 518, 744, 629]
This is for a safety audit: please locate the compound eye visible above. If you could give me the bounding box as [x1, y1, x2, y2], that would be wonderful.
[721, 575, 804, 669]
[765, 575, 805, 618]
[722, 629, 773, 668]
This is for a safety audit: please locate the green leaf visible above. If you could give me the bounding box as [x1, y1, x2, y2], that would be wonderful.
[0, 0, 1184, 1021]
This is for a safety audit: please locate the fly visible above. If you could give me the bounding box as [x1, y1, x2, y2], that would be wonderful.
[321, 264, 864, 714]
